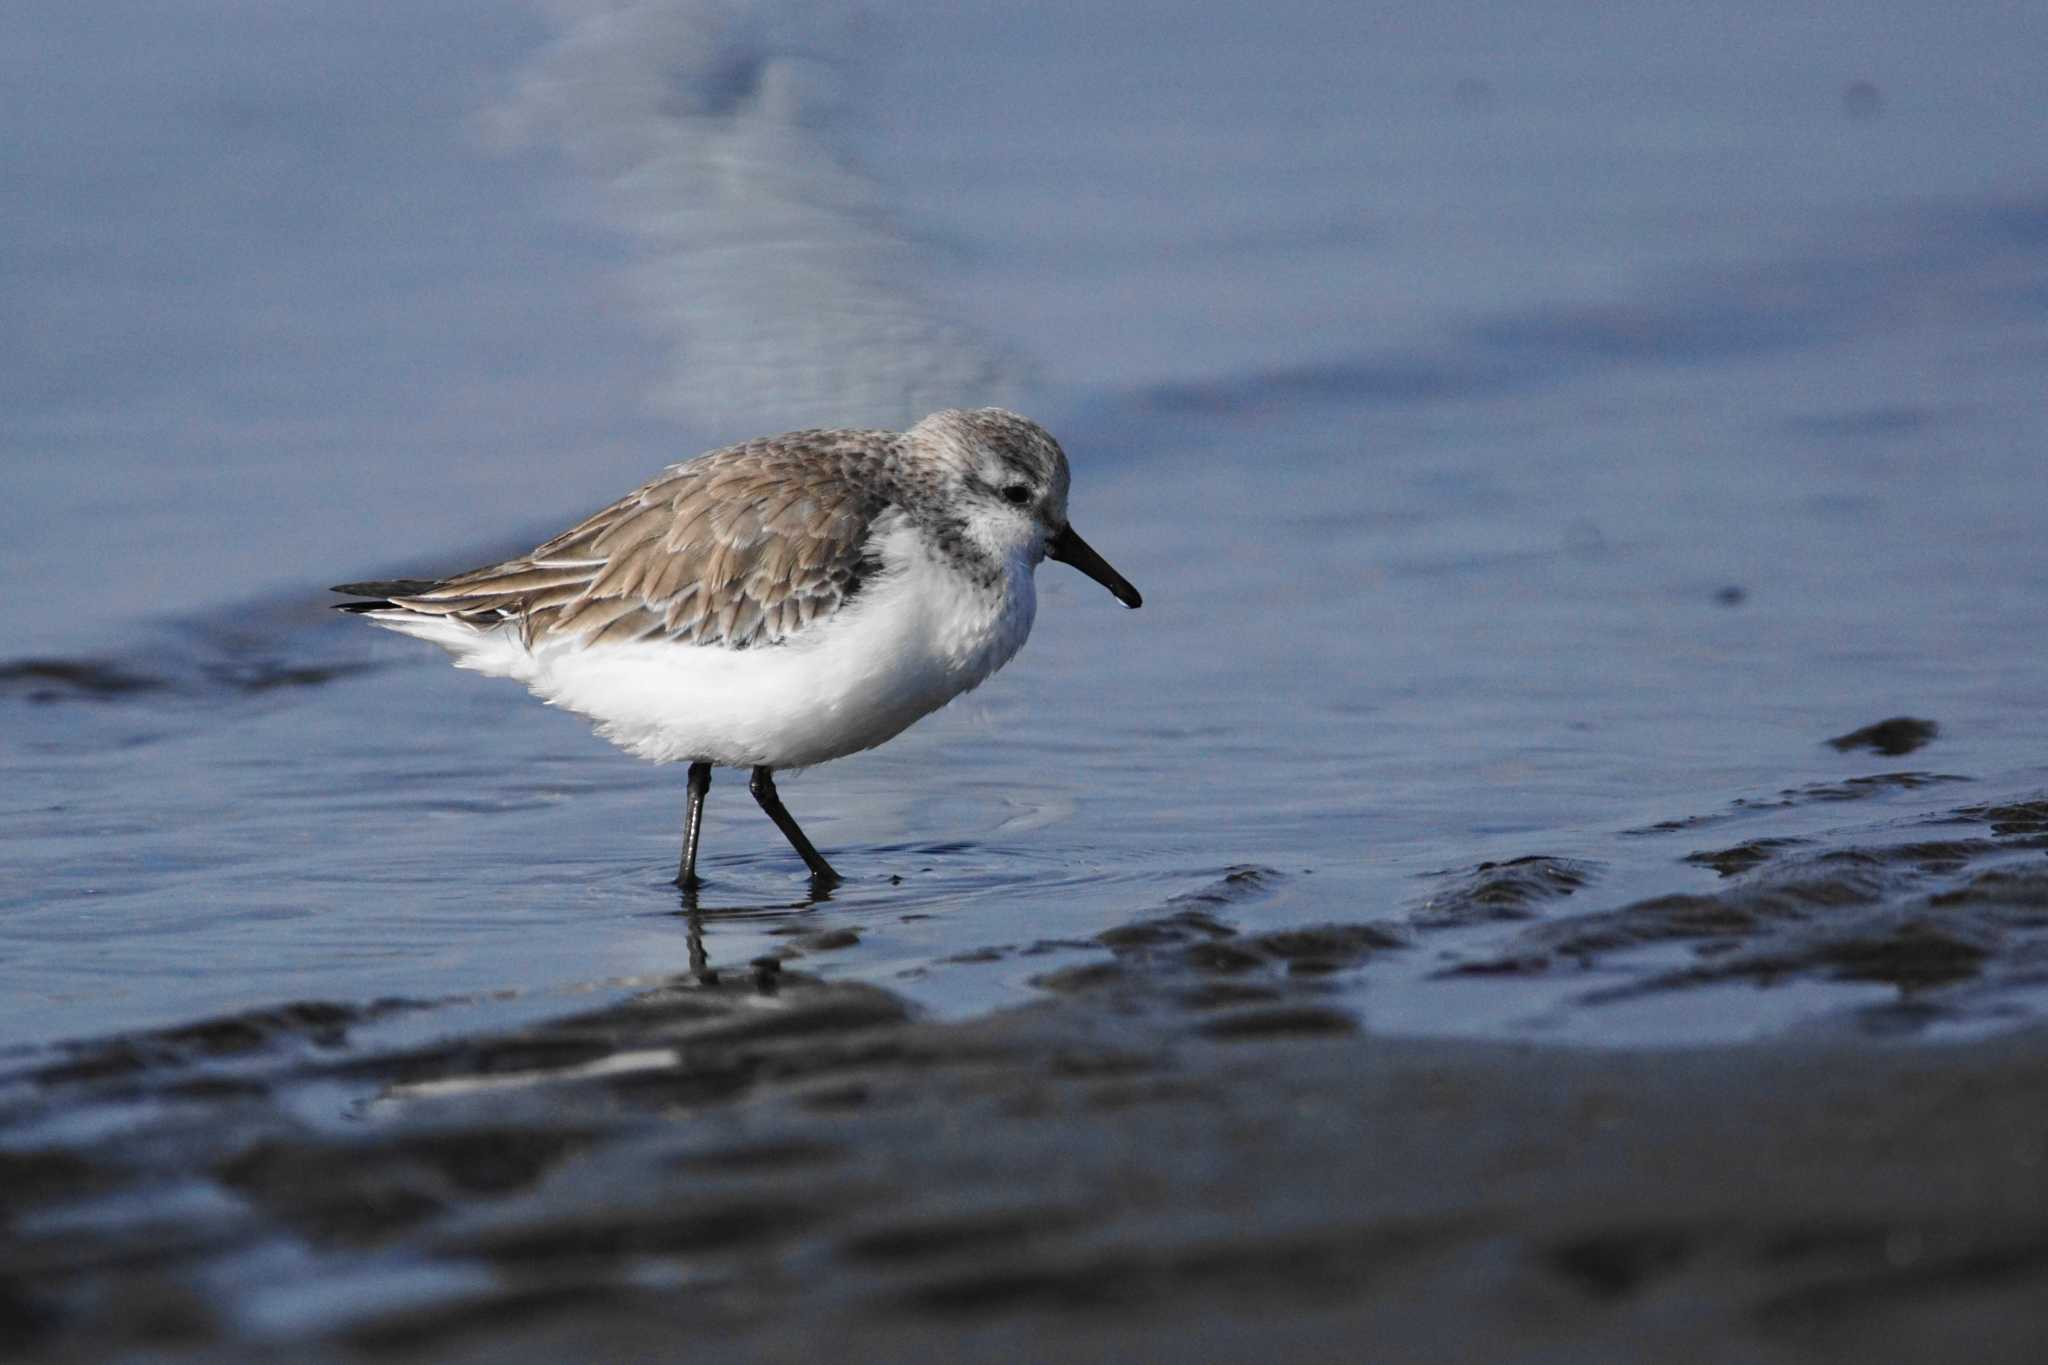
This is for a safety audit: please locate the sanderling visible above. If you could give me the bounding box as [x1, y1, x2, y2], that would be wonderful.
[333, 408, 1141, 887]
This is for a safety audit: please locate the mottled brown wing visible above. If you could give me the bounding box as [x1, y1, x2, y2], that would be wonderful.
[385, 434, 895, 649]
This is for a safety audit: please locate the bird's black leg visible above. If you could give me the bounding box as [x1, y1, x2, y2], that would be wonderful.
[676, 760, 713, 888]
[748, 766, 841, 884]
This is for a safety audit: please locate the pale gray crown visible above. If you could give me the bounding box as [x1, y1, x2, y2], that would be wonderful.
[903, 408, 1072, 524]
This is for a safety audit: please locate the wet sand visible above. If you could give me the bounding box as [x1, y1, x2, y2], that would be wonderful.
[9, 899, 2046, 1363]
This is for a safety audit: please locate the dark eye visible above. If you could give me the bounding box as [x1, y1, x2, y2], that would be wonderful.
[1000, 483, 1033, 506]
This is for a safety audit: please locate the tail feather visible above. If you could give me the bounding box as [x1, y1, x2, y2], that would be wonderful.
[332, 576, 535, 678]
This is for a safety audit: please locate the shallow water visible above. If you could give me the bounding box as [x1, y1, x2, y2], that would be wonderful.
[10, 7, 2048, 1357]
[7, 0, 2048, 1058]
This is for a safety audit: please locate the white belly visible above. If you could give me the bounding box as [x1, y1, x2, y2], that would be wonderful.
[410, 525, 1038, 769]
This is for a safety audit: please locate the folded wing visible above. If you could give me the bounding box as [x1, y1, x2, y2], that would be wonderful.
[335, 437, 894, 650]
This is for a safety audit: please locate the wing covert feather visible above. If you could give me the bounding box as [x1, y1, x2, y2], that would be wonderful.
[384, 433, 897, 649]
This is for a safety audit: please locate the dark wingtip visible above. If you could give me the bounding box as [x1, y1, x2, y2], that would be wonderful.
[331, 579, 439, 598]
[331, 578, 443, 612]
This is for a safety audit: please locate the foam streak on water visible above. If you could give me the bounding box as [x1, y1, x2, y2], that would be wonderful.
[478, 0, 1031, 432]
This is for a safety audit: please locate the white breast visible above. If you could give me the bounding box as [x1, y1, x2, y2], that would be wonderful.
[470, 520, 1039, 768]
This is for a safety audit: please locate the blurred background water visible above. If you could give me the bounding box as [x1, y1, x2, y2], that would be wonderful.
[6, 0, 2047, 1050]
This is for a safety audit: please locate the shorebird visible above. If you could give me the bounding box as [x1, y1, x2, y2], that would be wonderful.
[332, 408, 1141, 887]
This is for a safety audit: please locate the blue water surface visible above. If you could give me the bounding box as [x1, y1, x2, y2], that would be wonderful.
[5, 0, 2047, 1049]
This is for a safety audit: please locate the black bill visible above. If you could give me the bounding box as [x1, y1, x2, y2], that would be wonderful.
[1047, 524, 1142, 608]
